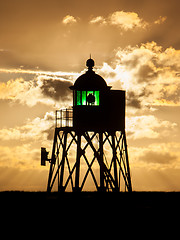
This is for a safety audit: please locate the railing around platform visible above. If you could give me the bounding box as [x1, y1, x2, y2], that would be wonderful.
[55, 108, 73, 128]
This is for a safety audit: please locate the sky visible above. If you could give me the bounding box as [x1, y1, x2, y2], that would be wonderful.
[0, 0, 180, 191]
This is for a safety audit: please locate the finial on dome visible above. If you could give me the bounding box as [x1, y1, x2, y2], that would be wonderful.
[86, 56, 95, 71]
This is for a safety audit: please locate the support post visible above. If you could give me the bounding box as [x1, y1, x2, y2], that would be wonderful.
[59, 132, 68, 192]
[123, 132, 132, 192]
[99, 132, 105, 191]
[47, 128, 58, 192]
[74, 133, 81, 192]
[112, 132, 118, 191]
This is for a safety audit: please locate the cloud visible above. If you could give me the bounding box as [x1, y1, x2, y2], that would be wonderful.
[140, 151, 177, 165]
[0, 67, 78, 79]
[126, 115, 177, 140]
[62, 15, 77, 25]
[0, 111, 55, 170]
[0, 77, 45, 106]
[154, 16, 167, 25]
[97, 41, 180, 108]
[89, 11, 168, 32]
[89, 16, 107, 25]
[126, 91, 142, 109]
[0, 111, 54, 142]
[90, 11, 148, 30]
[41, 78, 72, 101]
[0, 69, 76, 107]
[109, 11, 148, 30]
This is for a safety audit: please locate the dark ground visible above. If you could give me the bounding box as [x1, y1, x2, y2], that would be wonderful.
[1, 191, 180, 211]
[1, 191, 179, 234]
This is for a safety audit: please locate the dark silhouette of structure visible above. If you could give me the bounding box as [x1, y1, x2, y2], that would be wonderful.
[41, 58, 132, 192]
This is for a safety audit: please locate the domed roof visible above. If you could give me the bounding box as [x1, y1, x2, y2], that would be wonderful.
[70, 58, 109, 90]
[72, 70, 108, 90]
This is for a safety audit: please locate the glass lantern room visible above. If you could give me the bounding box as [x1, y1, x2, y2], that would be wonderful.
[70, 58, 110, 108]
[69, 58, 125, 131]
[76, 90, 100, 106]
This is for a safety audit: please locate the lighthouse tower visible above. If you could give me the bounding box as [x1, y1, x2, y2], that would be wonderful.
[41, 58, 132, 192]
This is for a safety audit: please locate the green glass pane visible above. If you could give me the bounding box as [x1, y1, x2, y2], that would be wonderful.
[94, 91, 100, 105]
[82, 91, 86, 105]
[87, 91, 93, 95]
[76, 90, 100, 106]
[76, 91, 81, 105]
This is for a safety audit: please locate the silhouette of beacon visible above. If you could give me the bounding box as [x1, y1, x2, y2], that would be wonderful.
[41, 58, 132, 192]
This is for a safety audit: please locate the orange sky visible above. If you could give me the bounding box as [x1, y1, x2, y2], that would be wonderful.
[0, 0, 180, 191]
